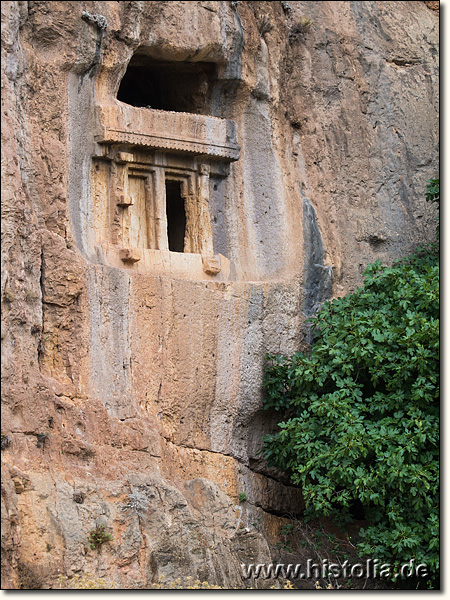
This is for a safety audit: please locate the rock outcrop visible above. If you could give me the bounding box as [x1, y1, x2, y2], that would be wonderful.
[1, 1, 438, 589]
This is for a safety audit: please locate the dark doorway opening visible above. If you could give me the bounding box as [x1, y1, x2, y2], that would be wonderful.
[166, 180, 186, 252]
[117, 55, 217, 114]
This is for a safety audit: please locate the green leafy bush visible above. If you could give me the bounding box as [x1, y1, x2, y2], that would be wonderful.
[425, 177, 439, 204]
[262, 183, 439, 587]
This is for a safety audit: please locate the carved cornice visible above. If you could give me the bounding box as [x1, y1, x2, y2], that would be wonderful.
[95, 103, 240, 161]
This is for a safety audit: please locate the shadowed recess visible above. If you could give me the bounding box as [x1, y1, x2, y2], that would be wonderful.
[117, 54, 217, 114]
[166, 180, 186, 252]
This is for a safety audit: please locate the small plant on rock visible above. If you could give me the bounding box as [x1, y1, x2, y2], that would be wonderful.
[281, 1, 293, 16]
[88, 525, 113, 550]
[73, 492, 86, 504]
[36, 432, 49, 449]
[251, 517, 263, 531]
[238, 492, 247, 503]
[3, 286, 15, 302]
[258, 17, 273, 36]
[121, 489, 149, 516]
[150, 575, 224, 590]
[58, 573, 116, 589]
[1, 434, 11, 450]
[289, 16, 313, 42]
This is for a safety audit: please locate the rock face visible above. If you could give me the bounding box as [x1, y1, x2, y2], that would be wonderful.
[1, 1, 438, 589]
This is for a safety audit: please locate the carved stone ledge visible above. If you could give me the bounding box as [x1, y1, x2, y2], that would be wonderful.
[202, 256, 221, 275]
[116, 194, 134, 207]
[96, 244, 231, 281]
[119, 248, 141, 263]
[95, 103, 240, 161]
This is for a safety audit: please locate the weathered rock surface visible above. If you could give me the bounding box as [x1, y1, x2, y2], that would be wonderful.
[1, 0, 438, 589]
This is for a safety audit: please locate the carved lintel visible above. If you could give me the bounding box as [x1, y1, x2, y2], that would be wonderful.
[202, 255, 221, 275]
[119, 248, 141, 263]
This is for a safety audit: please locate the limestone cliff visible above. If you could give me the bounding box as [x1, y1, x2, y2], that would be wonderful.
[1, 1, 438, 589]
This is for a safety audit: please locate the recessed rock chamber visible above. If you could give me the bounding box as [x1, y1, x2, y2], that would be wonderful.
[90, 52, 240, 279]
[117, 55, 217, 115]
